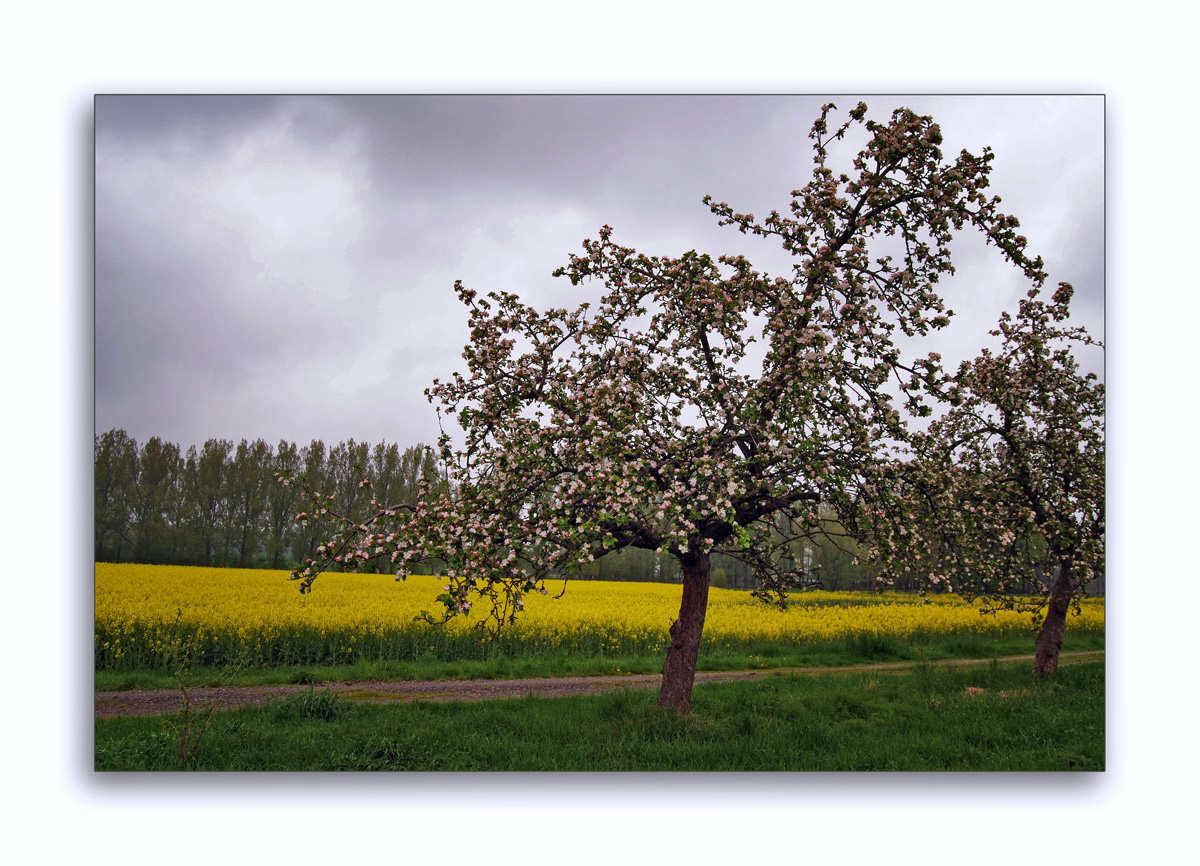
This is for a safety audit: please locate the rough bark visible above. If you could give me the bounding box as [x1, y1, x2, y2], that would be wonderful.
[658, 550, 712, 713]
[1033, 558, 1074, 677]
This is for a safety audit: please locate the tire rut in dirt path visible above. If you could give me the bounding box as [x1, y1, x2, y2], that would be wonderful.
[94, 650, 1105, 718]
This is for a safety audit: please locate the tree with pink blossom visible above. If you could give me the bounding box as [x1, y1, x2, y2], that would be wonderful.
[864, 283, 1104, 676]
[285, 102, 1064, 713]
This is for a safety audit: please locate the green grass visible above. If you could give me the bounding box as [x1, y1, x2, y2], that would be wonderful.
[94, 631, 1104, 691]
[95, 659, 1104, 771]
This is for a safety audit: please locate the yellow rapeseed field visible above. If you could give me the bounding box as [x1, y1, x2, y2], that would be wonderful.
[94, 563, 1104, 669]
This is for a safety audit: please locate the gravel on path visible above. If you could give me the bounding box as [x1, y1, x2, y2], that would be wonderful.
[95, 650, 1105, 718]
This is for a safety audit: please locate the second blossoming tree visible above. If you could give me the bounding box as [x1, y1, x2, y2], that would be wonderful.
[865, 282, 1104, 676]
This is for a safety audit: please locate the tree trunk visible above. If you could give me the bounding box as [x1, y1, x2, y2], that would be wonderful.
[1033, 558, 1073, 677]
[658, 550, 711, 714]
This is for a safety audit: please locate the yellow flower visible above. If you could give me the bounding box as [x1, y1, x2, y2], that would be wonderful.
[94, 563, 1104, 668]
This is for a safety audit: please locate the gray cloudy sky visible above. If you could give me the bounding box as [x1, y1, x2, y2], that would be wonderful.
[95, 94, 1103, 452]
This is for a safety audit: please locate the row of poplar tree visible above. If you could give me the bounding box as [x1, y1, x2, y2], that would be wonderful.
[93, 428, 887, 588]
[93, 429, 449, 570]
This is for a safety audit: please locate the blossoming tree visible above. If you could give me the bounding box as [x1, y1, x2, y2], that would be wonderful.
[285, 102, 1057, 712]
[866, 283, 1104, 676]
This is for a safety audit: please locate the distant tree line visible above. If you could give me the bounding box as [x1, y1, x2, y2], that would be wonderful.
[94, 429, 449, 570]
[92, 428, 956, 591]
[570, 513, 888, 591]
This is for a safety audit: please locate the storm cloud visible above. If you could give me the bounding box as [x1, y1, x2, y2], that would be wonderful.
[95, 94, 1104, 452]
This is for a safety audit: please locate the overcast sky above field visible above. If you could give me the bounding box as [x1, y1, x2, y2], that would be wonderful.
[95, 94, 1104, 452]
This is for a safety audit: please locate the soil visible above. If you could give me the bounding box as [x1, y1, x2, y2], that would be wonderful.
[94, 650, 1104, 718]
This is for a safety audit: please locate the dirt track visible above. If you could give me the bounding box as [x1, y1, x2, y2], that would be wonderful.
[94, 650, 1105, 718]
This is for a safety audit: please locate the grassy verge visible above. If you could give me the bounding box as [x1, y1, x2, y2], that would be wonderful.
[94, 631, 1104, 691]
[95, 659, 1104, 771]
